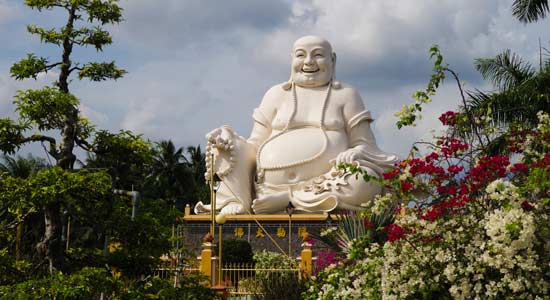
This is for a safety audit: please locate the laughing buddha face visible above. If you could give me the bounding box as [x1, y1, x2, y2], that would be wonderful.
[290, 35, 335, 88]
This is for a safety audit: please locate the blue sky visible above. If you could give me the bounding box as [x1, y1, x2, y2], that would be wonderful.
[1, 0, 549, 159]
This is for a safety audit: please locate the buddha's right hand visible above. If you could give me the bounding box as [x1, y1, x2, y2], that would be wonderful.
[206, 125, 235, 152]
[205, 126, 237, 179]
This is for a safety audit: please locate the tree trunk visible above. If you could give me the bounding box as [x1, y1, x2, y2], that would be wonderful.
[40, 5, 77, 274]
[37, 202, 64, 274]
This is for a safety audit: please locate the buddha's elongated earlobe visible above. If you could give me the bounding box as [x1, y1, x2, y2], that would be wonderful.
[282, 51, 293, 90]
[332, 52, 341, 89]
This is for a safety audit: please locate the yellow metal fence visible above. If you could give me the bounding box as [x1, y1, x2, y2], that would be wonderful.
[221, 262, 300, 299]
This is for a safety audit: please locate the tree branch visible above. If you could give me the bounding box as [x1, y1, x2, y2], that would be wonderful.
[68, 65, 83, 74]
[45, 62, 62, 71]
[444, 68, 486, 150]
[75, 137, 93, 152]
[24, 134, 59, 159]
[0, 208, 36, 232]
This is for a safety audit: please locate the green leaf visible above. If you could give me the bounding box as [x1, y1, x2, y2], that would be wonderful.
[78, 61, 126, 81]
[74, 26, 112, 50]
[14, 87, 79, 130]
[86, 0, 123, 25]
[512, 0, 549, 23]
[10, 53, 48, 80]
[24, 0, 61, 11]
[0, 119, 31, 154]
[475, 49, 535, 91]
[27, 25, 63, 45]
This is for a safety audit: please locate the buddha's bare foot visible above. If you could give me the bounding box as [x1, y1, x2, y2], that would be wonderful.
[220, 203, 245, 215]
[193, 201, 210, 214]
[252, 191, 289, 214]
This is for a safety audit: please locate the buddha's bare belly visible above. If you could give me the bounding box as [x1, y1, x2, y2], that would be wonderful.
[259, 128, 348, 185]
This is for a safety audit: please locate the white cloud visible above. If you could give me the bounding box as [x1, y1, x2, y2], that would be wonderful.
[1, 0, 549, 161]
[0, 0, 21, 24]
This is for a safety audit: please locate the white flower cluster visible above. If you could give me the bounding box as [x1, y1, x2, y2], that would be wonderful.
[308, 112, 550, 300]
[485, 179, 520, 204]
[312, 205, 549, 300]
[370, 193, 394, 215]
[320, 226, 337, 237]
[524, 111, 550, 160]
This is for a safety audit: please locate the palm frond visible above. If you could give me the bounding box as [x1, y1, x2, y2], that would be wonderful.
[512, 0, 549, 23]
[475, 50, 535, 91]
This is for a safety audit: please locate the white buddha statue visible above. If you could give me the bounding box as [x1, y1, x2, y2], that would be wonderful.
[194, 35, 398, 215]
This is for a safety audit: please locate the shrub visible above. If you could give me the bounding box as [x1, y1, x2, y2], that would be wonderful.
[222, 239, 253, 264]
[252, 250, 305, 300]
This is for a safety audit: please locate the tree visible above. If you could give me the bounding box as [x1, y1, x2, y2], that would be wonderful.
[85, 130, 153, 190]
[0, 154, 47, 179]
[0, 0, 125, 273]
[512, 0, 549, 23]
[185, 145, 210, 207]
[148, 140, 193, 208]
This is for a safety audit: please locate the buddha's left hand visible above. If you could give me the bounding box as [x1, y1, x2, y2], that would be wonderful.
[333, 149, 361, 165]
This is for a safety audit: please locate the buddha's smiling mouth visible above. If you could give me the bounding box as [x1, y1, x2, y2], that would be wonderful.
[301, 68, 319, 73]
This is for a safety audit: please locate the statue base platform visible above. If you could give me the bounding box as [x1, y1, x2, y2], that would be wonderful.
[178, 206, 334, 256]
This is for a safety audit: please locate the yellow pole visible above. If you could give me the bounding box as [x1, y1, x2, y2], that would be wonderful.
[218, 224, 223, 285]
[199, 243, 213, 282]
[209, 153, 215, 237]
[300, 241, 313, 278]
[16, 223, 22, 260]
[66, 216, 71, 251]
[288, 216, 292, 257]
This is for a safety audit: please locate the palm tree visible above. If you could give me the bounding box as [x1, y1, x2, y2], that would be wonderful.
[0, 154, 47, 178]
[512, 0, 549, 23]
[184, 145, 210, 206]
[149, 140, 193, 208]
[461, 49, 550, 154]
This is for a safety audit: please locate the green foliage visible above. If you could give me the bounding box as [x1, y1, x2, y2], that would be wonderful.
[222, 239, 253, 264]
[122, 274, 221, 300]
[0, 267, 120, 299]
[256, 271, 305, 300]
[314, 208, 394, 260]
[0, 167, 112, 226]
[475, 49, 535, 91]
[85, 0, 123, 24]
[25, 0, 123, 24]
[395, 45, 446, 129]
[512, 0, 549, 23]
[0, 154, 47, 179]
[32, 167, 111, 207]
[253, 250, 296, 270]
[26, 25, 64, 45]
[462, 51, 550, 155]
[0, 249, 31, 286]
[107, 207, 171, 277]
[14, 87, 79, 131]
[24, 0, 59, 11]
[79, 61, 126, 81]
[252, 251, 303, 300]
[9, 53, 48, 79]
[147, 140, 192, 207]
[73, 26, 112, 50]
[185, 145, 210, 206]
[303, 246, 385, 300]
[88, 130, 153, 190]
[0, 119, 30, 154]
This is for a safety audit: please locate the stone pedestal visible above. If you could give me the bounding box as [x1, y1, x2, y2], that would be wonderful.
[180, 210, 332, 256]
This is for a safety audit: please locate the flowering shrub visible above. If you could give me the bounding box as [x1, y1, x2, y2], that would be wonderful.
[306, 112, 550, 299]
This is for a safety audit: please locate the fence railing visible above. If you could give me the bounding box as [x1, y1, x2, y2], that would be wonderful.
[153, 264, 200, 280]
[221, 262, 300, 298]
